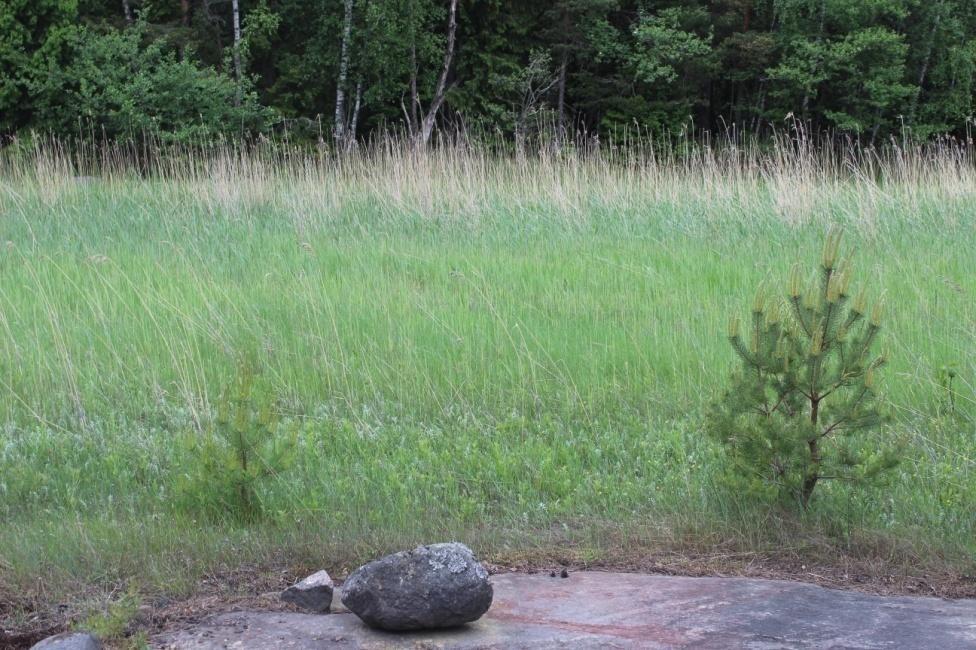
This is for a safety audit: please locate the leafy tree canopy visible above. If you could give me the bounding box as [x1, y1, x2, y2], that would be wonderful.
[2, 0, 974, 143]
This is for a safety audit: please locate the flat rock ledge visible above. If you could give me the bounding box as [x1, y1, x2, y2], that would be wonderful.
[340, 542, 493, 630]
[30, 632, 102, 650]
[155, 571, 976, 649]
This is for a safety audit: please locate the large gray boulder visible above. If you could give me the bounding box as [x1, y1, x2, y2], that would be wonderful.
[341, 542, 493, 631]
[281, 570, 334, 613]
[30, 632, 101, 650]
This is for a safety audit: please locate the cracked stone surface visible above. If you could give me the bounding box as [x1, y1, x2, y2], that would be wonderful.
[154, 571, 976, 649]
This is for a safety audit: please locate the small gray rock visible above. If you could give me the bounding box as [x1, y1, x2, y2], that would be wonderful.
[281, 570, 334, 613]
[341, 542, 492, 631]
[30, 632, 102, 650]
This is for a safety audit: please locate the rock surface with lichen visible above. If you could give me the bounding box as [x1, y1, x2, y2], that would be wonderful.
[340, 542, 492, 630]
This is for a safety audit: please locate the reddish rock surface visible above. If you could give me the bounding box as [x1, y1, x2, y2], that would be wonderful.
[155, 571, 976, 648]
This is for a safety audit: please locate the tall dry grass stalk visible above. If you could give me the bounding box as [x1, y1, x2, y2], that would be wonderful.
[3, 130, 976, 231]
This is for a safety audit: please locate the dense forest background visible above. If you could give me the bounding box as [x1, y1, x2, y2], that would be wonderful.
[2, 0, 975, 146]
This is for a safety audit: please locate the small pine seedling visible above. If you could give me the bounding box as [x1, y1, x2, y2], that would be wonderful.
[937, 364, 958, 416]
[707, 229, 901, 508]
[177, 358, 296, 523]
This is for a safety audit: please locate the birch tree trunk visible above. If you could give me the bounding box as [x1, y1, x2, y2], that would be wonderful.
[417, 0, 458, 145]
[347, 78, 364, 150]
[123, 0, 133, 24]
[334, 0, 354, 147]
[232, 0, 242, 106]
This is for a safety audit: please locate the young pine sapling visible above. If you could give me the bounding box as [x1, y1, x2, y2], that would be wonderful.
[708, 230, 901, 507]
[177, 358, 295, 523]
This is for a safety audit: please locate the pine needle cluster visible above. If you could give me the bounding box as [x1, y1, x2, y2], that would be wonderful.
[707, 230, 901, 508]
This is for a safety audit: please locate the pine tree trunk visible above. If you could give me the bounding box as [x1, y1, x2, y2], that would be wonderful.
[176, 0, 192, 60]
[870, 107, 883, 145]
[801, 397, 821, 507]
[751, 82, 766, 132]
[801, 0, 828, 120]
[909, 5, 942, 126]
[334, 0, 354, 147]
[232, 0, 242, 106]
[408, 43, 419, 136]
[514, 107, 526, 156]
[556, 48, 568, 139]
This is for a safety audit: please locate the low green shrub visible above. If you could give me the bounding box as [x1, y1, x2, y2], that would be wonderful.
[28, 24, 273, 142]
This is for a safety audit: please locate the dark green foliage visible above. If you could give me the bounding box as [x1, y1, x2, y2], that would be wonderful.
[708, 231, 901, 508]
[767, 1, 916, 136]
[0, 0, 77, 132]
[29, 24, 273, 141]
[2, 0, 976, 142]
[176, 360, 295, 523]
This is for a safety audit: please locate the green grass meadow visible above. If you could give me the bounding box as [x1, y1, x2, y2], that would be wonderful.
[1, 143, 974, 625]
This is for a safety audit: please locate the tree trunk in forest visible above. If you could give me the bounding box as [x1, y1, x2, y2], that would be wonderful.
[554, 6, 573, 141]
[176, 0, 191, 60]
[556, 48, 568, 138]
[232, 0, 242, 106]
[909, 5, 943, 126]
[122, 0, 133, 24]
[407, 43, 420, 137]
[200, 0, 224, 49]
[347, 78, 363, 150]
[751, 83, 766, 133]
[334, 0, 354, 147]
[416, 0, 458, 146]
[801, 0, 828, 119]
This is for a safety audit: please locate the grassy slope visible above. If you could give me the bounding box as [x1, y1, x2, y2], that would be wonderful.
[0, 146, 974, 621]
